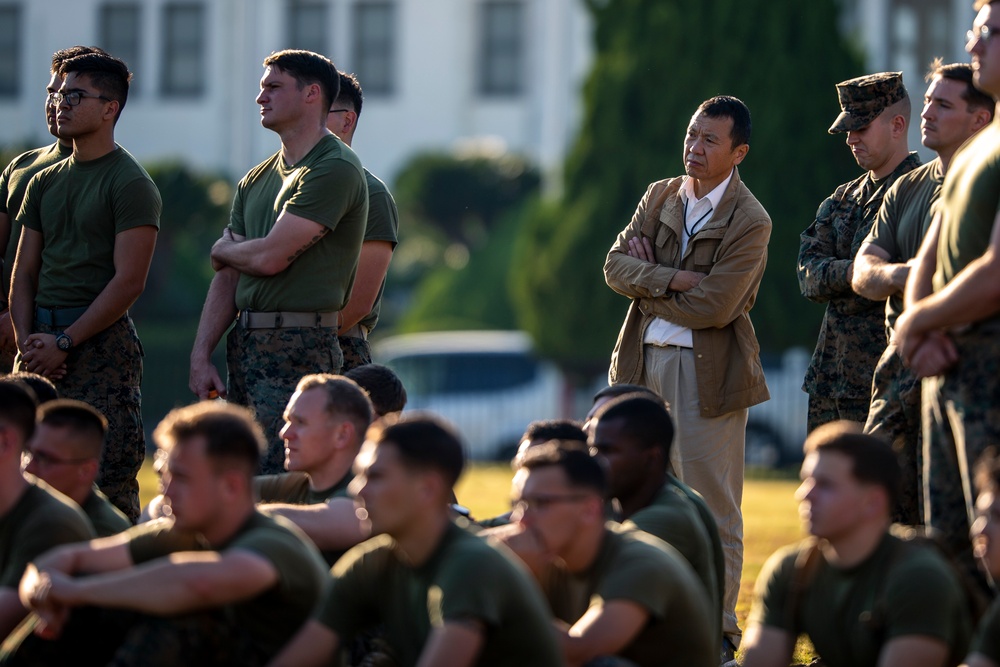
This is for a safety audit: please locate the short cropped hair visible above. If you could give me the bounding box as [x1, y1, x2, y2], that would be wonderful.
[51, 46, 108, 74]
[522, 419, 586, 445]
[295, 374, 373, 439]
[696, 95, 752, 148]
[37, 399, 108, 459]
[335, 71, 363, 116]
[594, 394, 675, 459]
[927, 59, 995, 114]
[6, 372, 58, 404]
[263, 49, 339, 115]
[368, 413, 465, 488]
[518, 441, 608, 497]
[804, 421, 900, 508]
[59, 52, 131, 122]
[154, 402, 265, 475]
[592, 383, 661, 405]
[345, 364, 407, 416]
[0, 380, 38, 442]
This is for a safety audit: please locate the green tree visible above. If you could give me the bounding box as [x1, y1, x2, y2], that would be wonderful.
[510, 0, 865, 381]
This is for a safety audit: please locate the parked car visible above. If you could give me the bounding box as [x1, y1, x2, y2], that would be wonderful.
[745, 347, 810, 467]
[375, 330, 564, 460]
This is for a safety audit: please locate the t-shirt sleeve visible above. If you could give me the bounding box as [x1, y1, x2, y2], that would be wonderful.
[0, 506, 94, 588]
[865, 181, 902, 258]
[283, 159, 367, 231]
[363, 189, 399, 246]
[597, 541, 678, 620]
[16, 172, 45, 232]
[746, 545, 798, 632]
[318, 541, 385, 638]
[971, 598, 1000, 662]
[113, 176, 161, 233]
[883, 551, 967, 642]
[128, 518, 200, 564]
[229, 183, 247, 236]
[0, 158, 16, 215]
[430, 543, 507, 628]
[229, 522, 326, 597]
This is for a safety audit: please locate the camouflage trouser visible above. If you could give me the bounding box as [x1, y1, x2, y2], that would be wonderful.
[922, 328, 1000, 597]
[339, 335, 372, 372]
[227, 324, 343, 474]
[0, 608, 264, 667]
[865, 342, 922, 526]
[806, 394, 869, 433]
[15, 316, 144, 521]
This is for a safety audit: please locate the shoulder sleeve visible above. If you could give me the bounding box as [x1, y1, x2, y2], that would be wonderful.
[746, 545, 800, 632]
[229, 182, 247, 236]
[0, 496, 95, 588]
[318, 540, 387, 638]
[430, 540, 513, 628]
[128, 518, 199, 564]
[596, 538, 685, 620]
[113, 176, 162, 233]
[797, 189, 855, 303]
[364, 189, 399, 245]
[284, 159, 368, 231]
[16, 172, 45, 232]
[882, 548, 969, 643]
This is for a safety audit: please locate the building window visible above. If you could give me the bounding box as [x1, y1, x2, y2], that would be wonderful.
[99, 4, 141, 93]
[889, 0, 952, 79]
[478, 1, 524, 96]
[353, 2, 395, 96]
[287, 1, 329, 56]
[161, 3, 205, 97]
[0, 5, 21, 97]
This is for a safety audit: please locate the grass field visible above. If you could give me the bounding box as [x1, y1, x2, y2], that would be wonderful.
[138, 459, 805, 635]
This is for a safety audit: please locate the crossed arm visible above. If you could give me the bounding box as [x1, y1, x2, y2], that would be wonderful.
[259, 497, 367, 551]
[210, 211, 329, 277]
[852, 243, 910, 300]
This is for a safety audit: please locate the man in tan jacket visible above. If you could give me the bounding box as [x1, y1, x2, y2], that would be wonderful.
[604, 95, 771, 660]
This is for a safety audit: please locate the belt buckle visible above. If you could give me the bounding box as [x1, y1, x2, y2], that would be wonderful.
[274, 312, 283, 328]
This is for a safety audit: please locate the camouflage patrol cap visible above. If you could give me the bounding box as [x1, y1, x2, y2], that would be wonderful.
[828, 71, 907, 134]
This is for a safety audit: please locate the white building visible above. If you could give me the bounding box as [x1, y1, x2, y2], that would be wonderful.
[0, 0, 593, 183]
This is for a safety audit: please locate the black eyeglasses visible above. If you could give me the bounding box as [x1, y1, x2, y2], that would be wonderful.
[968, 24, 1000, 45]
[47, 91, 112, 107]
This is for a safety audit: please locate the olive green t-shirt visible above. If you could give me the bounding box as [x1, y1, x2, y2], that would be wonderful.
[623, 479, 721, 642]
[254, 470, 352, 505]
[864, 158, 943, 331]
[0, 142, 72, 303]
[358, 168, 399, 333]
[318, 521, 561, 667]
[129, 511, 328, 658]
[970, 596, 1000, 663]
[541, 525, 716, 667]
[0, 483, 94, 588]
[230, 134, 368, 312]
[18, 146, 161, 308]
[81, 487, 131, 537]
[933, 122, 1000, 328]
[748, 533, 971, 667]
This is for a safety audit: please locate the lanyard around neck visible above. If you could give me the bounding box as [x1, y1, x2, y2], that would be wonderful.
[682, 198, 713, 239]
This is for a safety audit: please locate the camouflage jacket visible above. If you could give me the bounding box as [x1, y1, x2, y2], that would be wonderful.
[798, 152, 921, 398]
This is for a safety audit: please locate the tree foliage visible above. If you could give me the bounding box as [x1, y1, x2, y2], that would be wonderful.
[510, 0, 865, 381]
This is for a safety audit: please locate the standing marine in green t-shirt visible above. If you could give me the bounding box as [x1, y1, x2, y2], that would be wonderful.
[190, 50, 369, 475]
[270, 415, 562, 667]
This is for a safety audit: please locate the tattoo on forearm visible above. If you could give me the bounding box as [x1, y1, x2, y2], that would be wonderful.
[287, 228, 330, 263]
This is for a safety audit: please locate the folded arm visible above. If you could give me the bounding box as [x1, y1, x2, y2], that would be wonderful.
[211, 212, 329, 277]
[798, 196, 855, 303]
[260, 498, 367, 551]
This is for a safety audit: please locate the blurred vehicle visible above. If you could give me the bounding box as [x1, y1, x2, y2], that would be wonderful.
[375, 330, 563, 460]
[745, 347, 810, 467]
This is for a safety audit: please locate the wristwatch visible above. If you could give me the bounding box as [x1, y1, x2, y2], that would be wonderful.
[55, 332, 73, 351]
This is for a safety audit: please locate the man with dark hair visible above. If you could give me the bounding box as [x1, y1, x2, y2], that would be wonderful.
[604, 94, 770, 653]
[505, 442, 715, 667]
[590, 393, 726, 654]
[0, 46, 106, 373]
[4, 372, 58, 404]
[851, 62, 992, 526]
[10, 402, 328, 665]
[515, 418, 586, 462]
[26, 399, 130, 537]
[0, 380, 93, 640]
[741, 422, 971, 667]
[964, 449, 1000, 667]
[344, 362, 407, 416]
[10, 51, 160, 522]
[270, 414, 561, 667]
[190, 49, 368, 474]
[799, 71, 920, 434]
[895, 0, 1000, 598]
[327, 72, 399, 371]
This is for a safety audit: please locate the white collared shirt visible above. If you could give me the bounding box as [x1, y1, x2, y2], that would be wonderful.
[643, 170, 734, 348]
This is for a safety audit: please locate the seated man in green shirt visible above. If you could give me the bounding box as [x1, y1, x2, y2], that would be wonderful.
[590, 393, 725, 651]
[11, 401, 328, 666]
[508, 442, 716, 667]
[344, 363, 407, 418]
[24, 399, 130, 537]
[269, 414, 562, 667]
[963, 450, 1000, 667]
[741, 421, 971, 667]
[0, 380, 93, 640]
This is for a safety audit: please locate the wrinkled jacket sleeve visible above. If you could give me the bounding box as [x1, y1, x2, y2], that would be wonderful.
[604, 182, 679, 299]
[797, 196, 853, 303]
[638, 218, 770, 329]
